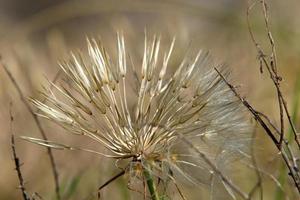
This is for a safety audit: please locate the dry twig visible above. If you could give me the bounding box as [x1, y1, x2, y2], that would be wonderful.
[247, 0, 300, 149]
[215, 67, 300, 193]
[10, 102, 30, 200]
[97, 170, 125, 199]
[1, 61, 61, 200]
[245, 0, 300, 194]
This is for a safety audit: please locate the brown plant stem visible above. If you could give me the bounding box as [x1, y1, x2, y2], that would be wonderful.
[97, 170, 125, 199]
[214, 68, 300, 193]
[2, 62, 61, 200]
[10, 102, 30, 200]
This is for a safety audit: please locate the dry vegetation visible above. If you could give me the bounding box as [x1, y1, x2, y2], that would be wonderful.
[1, 0, 300, 199]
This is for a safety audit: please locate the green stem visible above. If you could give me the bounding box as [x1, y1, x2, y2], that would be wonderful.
[143, 165, 160, 200]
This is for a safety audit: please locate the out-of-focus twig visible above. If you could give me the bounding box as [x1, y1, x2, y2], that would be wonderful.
[180, 136, 250, 200]
[1, 61, 61, 200]
[248, 126, 263, 200]
[10, 102, 30, 200]
[242, 161, 289, 200]
[31, 192, 44, 200]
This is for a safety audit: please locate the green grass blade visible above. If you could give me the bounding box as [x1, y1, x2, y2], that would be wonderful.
[59, 175, 82, 200]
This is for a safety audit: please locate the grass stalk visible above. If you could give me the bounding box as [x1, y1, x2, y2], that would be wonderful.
[143, 164, 160, 200]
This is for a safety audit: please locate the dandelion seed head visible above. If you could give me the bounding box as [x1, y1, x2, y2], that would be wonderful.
[27, 33, 251, 193]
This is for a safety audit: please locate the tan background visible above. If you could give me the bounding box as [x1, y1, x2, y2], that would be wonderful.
[0, 0, 300, 199]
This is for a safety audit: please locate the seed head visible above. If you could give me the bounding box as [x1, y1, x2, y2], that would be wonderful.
[23, 33, 251, 197]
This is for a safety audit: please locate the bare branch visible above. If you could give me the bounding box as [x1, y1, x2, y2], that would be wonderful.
[97, 170, 125, 199]
[10, 102, 30, 200]
[1, 60, 61, 200]
[246, 0, 300, 149]
[215, 67, 279, 148]
[245, 0, 300, 195]
[214, 68, 300, 193]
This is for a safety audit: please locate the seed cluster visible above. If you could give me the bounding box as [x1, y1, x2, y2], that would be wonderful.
[24, 34, 250, 190]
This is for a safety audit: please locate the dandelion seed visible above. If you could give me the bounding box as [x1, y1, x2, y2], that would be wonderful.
[23, 33, 251, 199]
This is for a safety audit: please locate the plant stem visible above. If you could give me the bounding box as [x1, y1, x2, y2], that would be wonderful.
[143, 165, 160, 200]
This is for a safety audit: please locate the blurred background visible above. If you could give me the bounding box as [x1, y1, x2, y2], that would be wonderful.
[0, 0, 300, 199]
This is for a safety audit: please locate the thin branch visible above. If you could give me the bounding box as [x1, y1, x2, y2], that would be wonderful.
[31, 192, 45, 200]
[214, 67, 300, 193]
[11, 135, 30, 200]
[246, 0, 300, 149]
[245, 0, 300, 195]
[256, 111, 281, 136]
[215, 68, 280, 148]
[170, 175, 187, 200]
[1, 61, 61, 200]
[97, 170, 125, 199]
[10, 102, 30, 200]
[180, 136, 250, 200]
[243, 161, 290, 200]
[248, 126, 263, 200]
